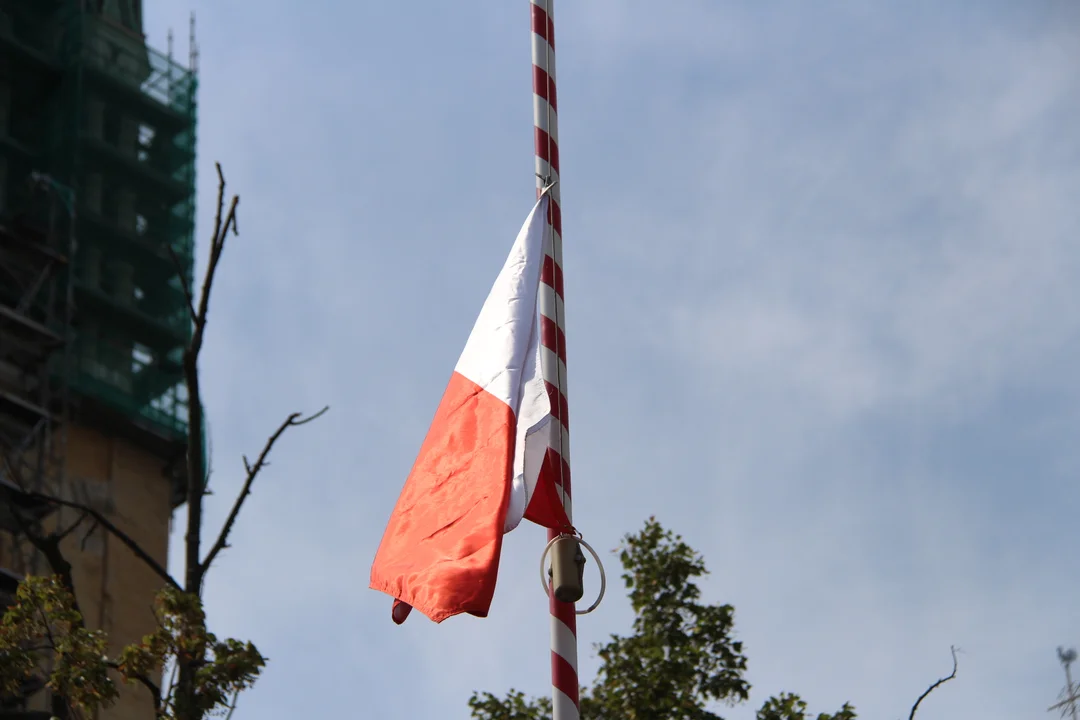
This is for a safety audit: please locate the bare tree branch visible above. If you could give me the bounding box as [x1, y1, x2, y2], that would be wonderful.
[1, 448, 34, 493]
[17, 527, 77, 607]
[0, 162, 284, 720]
[192, 163, 239, 357]
[184, 162, 239, 598]
[107, 659, 162, 712]
[223, 689, 241, 720]
[32, 593, 58, 652]
[173, 163, 242, 720]
[17, 645, 63, 654]
[199, 407, 329, 583]
[909, 646, 959, 720]
[79, 519, 101, 551]
[54, 511, 90, 543]
[164, 658, 179, 715]
[166, 244, 197, 324]
[4, 447, 172, 718]
[26, 492, 181, 592]
[2, 453, 82, 610]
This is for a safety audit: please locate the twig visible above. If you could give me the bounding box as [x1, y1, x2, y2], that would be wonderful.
[909, 645, 959, 720]
[32, 594, 58, 652]
[79, 519, 101, 551]
[55, 511, 89, 543]
[224, 689, 241, 720]
[191, 163, 239, 356]
[1, 450, 32, 492]
[161, 658, 179, 716]
[107, 659, 162, 711]
[199, 407, 329, 583]
[19, 644, 63, 654]
[166, 245, 197, 323]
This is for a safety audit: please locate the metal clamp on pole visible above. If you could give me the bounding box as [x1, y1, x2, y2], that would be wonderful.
[541, 533, 607, 615]
[549, 534, 586, 603]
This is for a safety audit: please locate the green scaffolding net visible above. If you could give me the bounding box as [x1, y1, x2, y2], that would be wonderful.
[0, 1, 199, 452]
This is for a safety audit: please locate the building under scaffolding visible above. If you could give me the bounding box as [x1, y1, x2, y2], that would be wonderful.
[0, 1, 197, 716]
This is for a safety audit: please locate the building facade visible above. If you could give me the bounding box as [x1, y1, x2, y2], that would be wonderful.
[0, 1, 197, 716]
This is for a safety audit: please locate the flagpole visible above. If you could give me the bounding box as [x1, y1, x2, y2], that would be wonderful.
[531, 2, 579, 718]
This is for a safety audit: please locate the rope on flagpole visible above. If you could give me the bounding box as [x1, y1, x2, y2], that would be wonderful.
[540, 534, 607, 615]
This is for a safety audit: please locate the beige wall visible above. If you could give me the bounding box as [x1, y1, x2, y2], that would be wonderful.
[1, 422, 173, 719]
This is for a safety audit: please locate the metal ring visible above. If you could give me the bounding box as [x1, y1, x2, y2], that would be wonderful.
[539, 534, 607, 615]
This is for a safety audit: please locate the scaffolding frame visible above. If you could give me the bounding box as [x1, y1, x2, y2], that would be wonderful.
[0, 0, 199, 503]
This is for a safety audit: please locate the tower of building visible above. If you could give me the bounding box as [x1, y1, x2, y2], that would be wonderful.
[0, 1, 197, 716]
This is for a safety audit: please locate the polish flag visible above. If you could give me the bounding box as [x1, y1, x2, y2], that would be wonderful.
[370, 191, 569, 624]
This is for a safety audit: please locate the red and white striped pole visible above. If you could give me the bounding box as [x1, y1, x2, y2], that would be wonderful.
[531, 2, 579, 718]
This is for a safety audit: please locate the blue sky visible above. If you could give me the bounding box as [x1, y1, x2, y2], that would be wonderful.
[143, 1, 1080, 718]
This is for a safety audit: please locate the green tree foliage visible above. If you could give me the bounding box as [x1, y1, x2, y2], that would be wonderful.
[756, 693, 857, 720]
[0, 576, 117, 712]
[0, 576, 264, 718]
[471, 517, 953, 720]
[583, 518, 751, 718]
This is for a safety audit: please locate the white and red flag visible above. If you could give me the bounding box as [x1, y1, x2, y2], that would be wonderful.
[370, 191, 569, 624]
